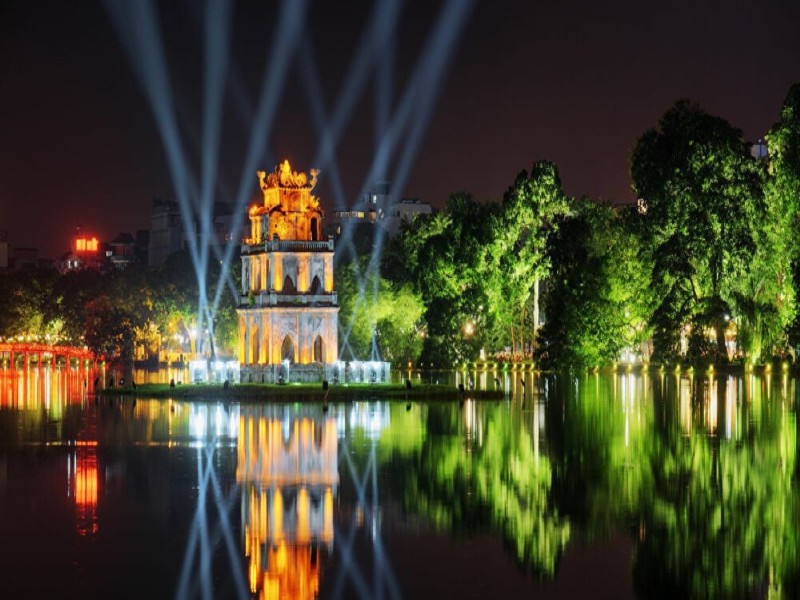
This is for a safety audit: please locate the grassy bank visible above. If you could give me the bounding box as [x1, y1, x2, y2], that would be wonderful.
[100, 382, 504, 402]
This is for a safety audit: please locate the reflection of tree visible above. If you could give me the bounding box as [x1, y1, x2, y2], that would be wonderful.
[547, 373, 652, 538]
[634, 376, 799, 599]
[396, 404, 570, 577]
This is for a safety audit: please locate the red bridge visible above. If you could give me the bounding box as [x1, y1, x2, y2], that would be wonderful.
[0, 342, 98, 368]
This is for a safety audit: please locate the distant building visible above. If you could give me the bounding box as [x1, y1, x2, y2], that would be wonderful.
[134, 229, 150, 265]
[13, 247, 43, 270]
[382, 197, 433, 235]
[0, 230, 8, 270]
[108, 232, 137, 270]
[327, 181, 432, 237]
[148, 198, 183, 266]
[148, 197, 240, 267]
[749, 139, 768, 159]
[59, 229, 107, 273]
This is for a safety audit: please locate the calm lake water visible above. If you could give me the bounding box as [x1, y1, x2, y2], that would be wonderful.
[0, 367, 798, 599]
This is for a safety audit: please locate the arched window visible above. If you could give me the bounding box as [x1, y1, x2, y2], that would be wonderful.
[313, 335, 324, 363]
[281, 335, 294, 363]
[283, 275, 297, 293]
[310, 217, 318, 241]
[310, 275, 322, 295]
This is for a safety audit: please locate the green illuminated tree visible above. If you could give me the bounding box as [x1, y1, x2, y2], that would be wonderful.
[0, 268, 58, 338]
[482, 162, 570, 356]
[40, 268, 105, 343]
[389, 193, 499, 365]
[144, 249, 240, 358]
[84, 294, 139, 367]
[632, 100, 763, 363]
[336, 260, 425, 364]
[539, 200, 653, 368]
[766, 83, 800, 356]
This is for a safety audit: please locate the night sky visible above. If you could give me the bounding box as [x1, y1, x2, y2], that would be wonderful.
[1, 0, 799, 259]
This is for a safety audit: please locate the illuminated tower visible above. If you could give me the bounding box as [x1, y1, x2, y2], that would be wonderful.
[237, 160, 338, 382]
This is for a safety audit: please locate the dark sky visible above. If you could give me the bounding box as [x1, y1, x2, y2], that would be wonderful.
[1, 0, 799, 259]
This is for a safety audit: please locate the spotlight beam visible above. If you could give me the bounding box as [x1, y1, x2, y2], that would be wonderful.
[104, 0, 203, 278]
[312, 0, 405, 192]
[208, 0, 310, 333]
[105, 0, 226, 358]
[374, 38, 394, 148]
[332, 0, 475, 363]
[297, 45, 368, 288]
[361, 0, 475, 192]
[389, 0, 475, 197]
[198, 0, 233, 306]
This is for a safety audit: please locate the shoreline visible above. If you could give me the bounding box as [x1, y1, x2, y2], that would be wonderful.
[99, 382, 505, 402]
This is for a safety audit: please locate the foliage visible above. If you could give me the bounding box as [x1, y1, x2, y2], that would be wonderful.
[388, 193, 499, 365]
[632, 100, 770, 363]
[43, 268, 106, 343]
[0, 248, 240, 364]
[539, 199, 653, 369]
[83, 295, 140, 363]
[766, 84, 800, 355]
[336, 260, 425, 364]
[0, 268, 59, 339]
[483, 161, 570, 355]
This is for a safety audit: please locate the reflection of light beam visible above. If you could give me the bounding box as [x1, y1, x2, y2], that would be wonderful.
[175, 447, 213, 598]
[207, 450, 249, 600]
[330, 440, 401, 599]
[175, 441, 248, 600]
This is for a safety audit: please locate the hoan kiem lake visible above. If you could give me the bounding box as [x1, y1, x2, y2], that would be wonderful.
[0, 366, 797, 599]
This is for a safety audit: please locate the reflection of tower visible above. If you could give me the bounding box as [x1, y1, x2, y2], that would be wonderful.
[238, 160, 339, 383]
[237, 408, 337, 599]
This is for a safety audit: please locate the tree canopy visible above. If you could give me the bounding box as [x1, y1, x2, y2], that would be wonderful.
[631, 100, 786, 363]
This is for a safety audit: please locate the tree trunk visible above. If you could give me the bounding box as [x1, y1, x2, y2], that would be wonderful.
[714, 315, 727, 363]
[533, 278, 540, 352]
[122, 343, 135, 387]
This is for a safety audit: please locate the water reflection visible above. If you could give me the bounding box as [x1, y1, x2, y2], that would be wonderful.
[633, 373, 799, 599]
[0, 367, 798, 598]
[69, 442, 99, 536]
[237, 408, 337, 599]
